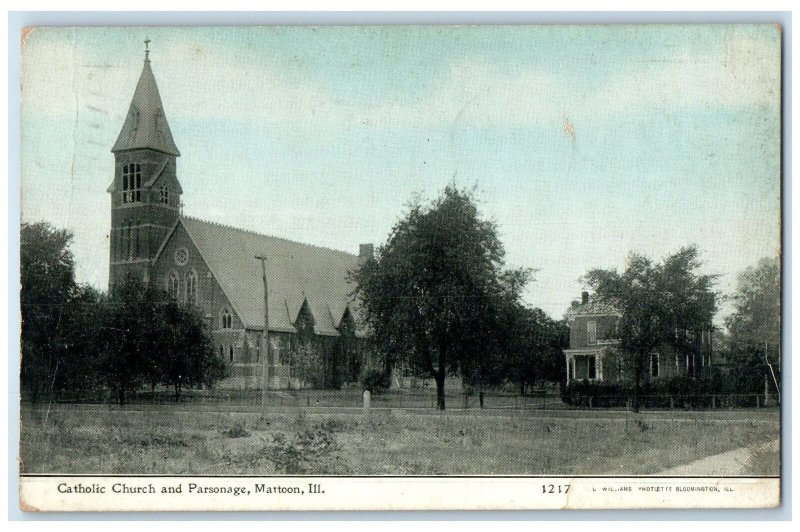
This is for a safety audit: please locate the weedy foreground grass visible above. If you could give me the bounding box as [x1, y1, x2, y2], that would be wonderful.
[19, 406, 780, 476]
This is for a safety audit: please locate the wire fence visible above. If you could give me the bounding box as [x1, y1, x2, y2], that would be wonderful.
[22, 387, 781, 412]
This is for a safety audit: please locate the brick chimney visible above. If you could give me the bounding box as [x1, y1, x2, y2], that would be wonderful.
[359, 243, 374, 262]
[581, 291, 589, 305]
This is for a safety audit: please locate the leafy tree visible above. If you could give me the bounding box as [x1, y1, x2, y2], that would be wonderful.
[498, 305, 569, 395]
[20, 222, 225, 404]
[20, 222, 77, 400]
[146, 294, 225, 401]
[352, 185, 530, 409]
[57, 284, 107, 394]
[583, 246, 717, 411]
[99, 274, 151, 405]
[724, 256, 780, 396]
[288, 341, 326, 389]
[103, 274, 226, 403]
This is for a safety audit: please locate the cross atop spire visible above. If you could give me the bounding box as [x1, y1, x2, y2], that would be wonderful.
[144, 38, 151, 62]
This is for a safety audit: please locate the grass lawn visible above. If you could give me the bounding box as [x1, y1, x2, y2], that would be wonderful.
[19, 405, 780, 476]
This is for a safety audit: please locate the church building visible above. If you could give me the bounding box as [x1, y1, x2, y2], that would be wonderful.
[107, 46, 371, 390]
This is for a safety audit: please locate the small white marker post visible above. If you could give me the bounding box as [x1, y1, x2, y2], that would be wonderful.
[363, 389, 371, 411]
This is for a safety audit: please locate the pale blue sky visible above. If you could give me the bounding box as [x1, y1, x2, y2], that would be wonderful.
[20, 25, 781, 320]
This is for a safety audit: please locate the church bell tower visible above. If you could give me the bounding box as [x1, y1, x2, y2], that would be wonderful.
[109, 41, 182, 291]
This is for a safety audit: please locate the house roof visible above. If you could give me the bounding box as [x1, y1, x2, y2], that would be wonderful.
[112, 58, 180, 156]
[168, 216, 364, 336]
[564, 299, 621, 319]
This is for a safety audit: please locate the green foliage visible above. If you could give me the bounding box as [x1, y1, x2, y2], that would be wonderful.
[562, 380, 627, 407]
[20, 222, 77, 399]
[261, 421, 347, 474]
[102, 274, 228, 403]
[352, 184, 531, 409]
[223, 419, 251, 439]
[490, 305, 569, 394]
[20, 221, 227, 404]
[288, 340, 326, 389]
[723, 257, 780, 397]
[336, 310, 362, 384]
[360, 367, 390, 394]
[725, 257, 780, 348]
[582, 245, 717, 410]
[561, 373, 751, 409]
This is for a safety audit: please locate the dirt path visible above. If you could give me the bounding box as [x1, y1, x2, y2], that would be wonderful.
[657, 438, 780, 476]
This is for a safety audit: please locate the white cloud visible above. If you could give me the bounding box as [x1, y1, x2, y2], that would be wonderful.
[22, 30, 780, 134]
[583, 34, 780, 119]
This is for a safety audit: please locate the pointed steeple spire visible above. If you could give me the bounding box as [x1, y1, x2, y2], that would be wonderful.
[112, 41, 180, 156]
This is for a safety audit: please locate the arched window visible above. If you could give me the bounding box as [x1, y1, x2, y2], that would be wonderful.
[229, 345, 234, 363]
[185, 270, 198, 305]
[167, 271, 179, 299]
[159, 184, 169, 205]
[221, 308, 232, 329]
[122, 163, 142, 203]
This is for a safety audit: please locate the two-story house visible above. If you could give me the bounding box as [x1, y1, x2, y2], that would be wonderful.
[563, 292, 622, 384]
[563, 291, 714, 385]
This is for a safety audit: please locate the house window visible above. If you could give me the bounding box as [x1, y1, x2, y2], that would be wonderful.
[159, 184, 169, 205]
[122, 163, 142, 203]
[687, 354, 695, 376]
[218, 345, 224, 359]
[221, 308, 232, 329]
[185, 270, 198, 305]
[651, 353, 659, 377]
[588, 355, 596, 379]
[229, 345, 234, 363]
[167, 271, 179, 299]
[587, 320, 597, 345]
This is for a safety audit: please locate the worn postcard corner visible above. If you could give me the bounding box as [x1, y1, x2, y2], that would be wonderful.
[18, 24, 782, 512]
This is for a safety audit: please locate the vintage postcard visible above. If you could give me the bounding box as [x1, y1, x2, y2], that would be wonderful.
[17, 25, 782, 511]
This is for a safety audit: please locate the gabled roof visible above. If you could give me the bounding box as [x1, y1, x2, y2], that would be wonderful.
[163, 216, 362, 335]
[564, 299, 621, 319]
[112, 59, 180, 156]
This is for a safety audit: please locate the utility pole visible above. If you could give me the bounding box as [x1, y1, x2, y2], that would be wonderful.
[255, 255, 270, 410]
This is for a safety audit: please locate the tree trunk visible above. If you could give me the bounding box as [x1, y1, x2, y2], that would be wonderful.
[435, 369, 446, 410]
[174, 383, 181, 402]
[435, 341, 447, 410]
[632, 355, 642, 413]
[118, 385, 125, 406]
